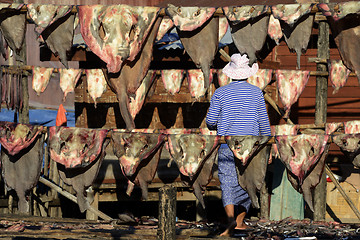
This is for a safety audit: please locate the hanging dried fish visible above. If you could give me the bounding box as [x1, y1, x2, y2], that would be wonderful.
[0, 31, 6, 60]
[271, 4, 314, 69]
[0, 5, 27, 62]
[0, 67, 22, 112]
[0, 67, 3, 111]
[224, 5, 270, 65]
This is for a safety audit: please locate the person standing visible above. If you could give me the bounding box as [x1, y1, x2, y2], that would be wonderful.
[206, 53, 271, 237]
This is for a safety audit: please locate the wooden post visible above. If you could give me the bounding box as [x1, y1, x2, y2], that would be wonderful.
[260, 181, 269, 219]
[8, 195, 13, 214]
[7, 50, 15, 214]
[314, 1, 330, 221]
[157, 184, 176, 240]
[196, 199, 206, 221]
[49, 160, 58, 217]
[86, 188, 99, 220]
[33, 188, 39, 216]
[18, 51, 29, 124]
[15, 0, 29, 124]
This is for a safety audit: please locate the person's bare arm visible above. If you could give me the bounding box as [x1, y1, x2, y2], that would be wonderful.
[206, 94, 220, 130]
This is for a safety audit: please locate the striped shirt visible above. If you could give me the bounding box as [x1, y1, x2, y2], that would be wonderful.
[206, 81, 271, 136]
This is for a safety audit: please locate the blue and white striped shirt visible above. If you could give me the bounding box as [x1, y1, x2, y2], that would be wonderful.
[206, 81, 271, 136]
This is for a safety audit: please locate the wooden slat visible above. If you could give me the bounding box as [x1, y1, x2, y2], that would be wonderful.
[298, 98, 360, 109]
[301, 86, 360, 98]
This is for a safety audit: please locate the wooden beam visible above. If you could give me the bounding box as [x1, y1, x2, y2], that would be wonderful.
[219, 49, 231, 61]
[308, 57, 328, 64]
[48, 47, 87, 62]
[0, 64, 337, 77]
[314, 0, 330, 221]
[17, 4, 323, 15]
[38, 176, 113, 221]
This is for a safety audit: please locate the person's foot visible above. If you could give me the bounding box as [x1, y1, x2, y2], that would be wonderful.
[219, 220, 236, 237]
[234, 223, 249, 230]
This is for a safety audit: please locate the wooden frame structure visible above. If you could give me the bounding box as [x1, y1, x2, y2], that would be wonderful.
[1, 1, 360, 228]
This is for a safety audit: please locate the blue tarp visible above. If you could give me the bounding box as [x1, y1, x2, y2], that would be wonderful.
[0, 109, 75, 127]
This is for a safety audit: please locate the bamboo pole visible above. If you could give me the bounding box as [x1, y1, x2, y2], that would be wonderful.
[38, 176, 113, 221]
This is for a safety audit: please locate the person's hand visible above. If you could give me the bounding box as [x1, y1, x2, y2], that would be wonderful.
[268, 154, 273, 164]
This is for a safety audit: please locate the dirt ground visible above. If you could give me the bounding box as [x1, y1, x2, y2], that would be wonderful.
[1, 214, 360, 239]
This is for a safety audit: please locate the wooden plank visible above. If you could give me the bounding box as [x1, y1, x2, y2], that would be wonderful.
[258, 60, 281, 69]
[97, 188, 221, 202]
[276, 46, 318, 56]
[326, 181, 360, 223]
[48, 47, 87, 62]
[274, 57, 317, 70]
[297, 116, 360, 125]
[305, 77, 358, 88]
[39, 177, 113, 221]
[298, 98, 360, 109]
[75, 73, 213, 104]
[95, 175, 221, 189]
[147, 93, 210, 103]
[301, 86, 360, 98]
[325, 165, 360, 220]
[298, 111, 360, 118]
[303, 76, 321, 87]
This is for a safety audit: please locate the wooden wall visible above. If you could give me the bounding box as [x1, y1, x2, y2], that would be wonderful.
[262, 27, 360, 166]
[75, 35, 360, 131]
[72, 18, 360, 168]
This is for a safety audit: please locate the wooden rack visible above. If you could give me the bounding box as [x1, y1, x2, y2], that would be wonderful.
[3, 64, 359, 77]
[14, 3, 334, 17]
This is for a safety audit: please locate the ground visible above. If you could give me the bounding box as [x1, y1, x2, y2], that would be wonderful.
[1, 214, 360, 239]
